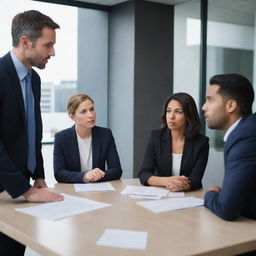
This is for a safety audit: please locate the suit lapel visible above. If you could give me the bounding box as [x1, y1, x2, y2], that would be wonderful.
[71, 126, 81, 171]
[161, 129, 173, 174]
[180, 138, 193, 172]
[31, 70, 39, 102]
[92, 127, 100, 168]
[161, 129, 194, 175]
[5, 53, 26, 123]
[223, 116, 246, 166]
[31, 70, 40, 132]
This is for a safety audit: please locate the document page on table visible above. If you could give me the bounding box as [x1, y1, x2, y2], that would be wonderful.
[121, 185, 169, 198]
[137, 197, 204, 213]
[97, 228, 148, 250]
[168, 191, 185, 197]
[74, 182, 115, 192]
[15, 193, 111, 221]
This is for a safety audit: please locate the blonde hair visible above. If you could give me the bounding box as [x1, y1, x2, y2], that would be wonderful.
[67, 94, 94, 115]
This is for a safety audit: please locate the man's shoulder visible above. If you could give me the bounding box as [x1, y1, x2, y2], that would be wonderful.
[226, 114, 256, 159]
[0, 52, 12, 72]
[237, 114, 256, 133]
[0, 52, 11, 62]
[242, 113, 256, 124]
[228, 114, 256, 144]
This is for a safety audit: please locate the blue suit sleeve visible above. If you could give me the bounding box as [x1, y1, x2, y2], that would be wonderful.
[0, 141, 31, 198]
[204, 135, 256, 220]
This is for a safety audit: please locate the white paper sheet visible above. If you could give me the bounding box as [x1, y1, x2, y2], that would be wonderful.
[168, 191, 185, 197]
[137, 196, 204, 213]
[121, 185, 169, 199]
[96, 228, 148, 250]
[15, 193, 111, 221]
[128, 194, 162, 200]
[74, 182, 115, 192]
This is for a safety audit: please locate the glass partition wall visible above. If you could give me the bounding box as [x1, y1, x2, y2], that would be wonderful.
[174, 0, 256, 150]
[173, 0, 256, 187]
[206, 0, 256, 149]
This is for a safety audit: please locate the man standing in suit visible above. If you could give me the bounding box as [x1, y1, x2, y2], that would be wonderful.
[0, 10, 64, 255]
[203, 74, 256, 222]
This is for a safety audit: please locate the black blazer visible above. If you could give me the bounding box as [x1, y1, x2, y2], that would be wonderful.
[54, 125, 122, 183]
[0, 52, 44, 198]
[139, 128, 209, 190]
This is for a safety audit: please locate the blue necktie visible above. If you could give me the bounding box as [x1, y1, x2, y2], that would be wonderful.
[25, 71, 36, 173]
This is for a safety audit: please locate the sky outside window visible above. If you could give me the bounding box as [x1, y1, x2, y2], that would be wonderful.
[0, 0, 77, 83]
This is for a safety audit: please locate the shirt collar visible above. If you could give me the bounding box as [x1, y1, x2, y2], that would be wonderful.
[10, 50, 29, 81]
[223, 117, 242, 142]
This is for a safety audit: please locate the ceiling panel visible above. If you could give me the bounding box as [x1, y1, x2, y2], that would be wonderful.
[74, 0, 256, 12]
[74, 0, 190, 6]
[209, 0, 256, 15]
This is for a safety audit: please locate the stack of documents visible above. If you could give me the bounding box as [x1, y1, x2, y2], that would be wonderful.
[15, 193, 111, 221]
[74, 182, 115, 192]
[121, 185, 169, 200]
[137, 196, 204, 213]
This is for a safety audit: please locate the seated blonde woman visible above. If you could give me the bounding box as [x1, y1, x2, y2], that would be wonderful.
[54, 94, 122, 183]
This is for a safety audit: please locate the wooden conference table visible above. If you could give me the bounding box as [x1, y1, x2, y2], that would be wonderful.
[1, 179, 256, 256]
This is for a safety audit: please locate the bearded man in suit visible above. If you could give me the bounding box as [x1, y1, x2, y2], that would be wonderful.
[203, 74, 256, 222]
[0, 10, 63, 256]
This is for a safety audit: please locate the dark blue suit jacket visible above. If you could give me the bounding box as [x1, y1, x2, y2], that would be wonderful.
[0, 53, 44, 198]
[54, 125, 122, 183]
[139, 128, 209, 190]
[205, 114, 256, 220]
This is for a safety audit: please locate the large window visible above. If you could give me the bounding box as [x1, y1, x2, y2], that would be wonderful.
[174, 0, 256, 151]
[173, 0, 256, 187]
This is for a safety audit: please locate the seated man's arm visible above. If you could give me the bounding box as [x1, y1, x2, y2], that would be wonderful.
[204, 135, 256, 221]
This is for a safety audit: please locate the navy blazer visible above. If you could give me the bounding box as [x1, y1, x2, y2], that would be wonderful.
[139, 128, 209, 190]
[204, 114, 256, 221]
[0, 52, 44, 198]
[54, 125, 122, 183]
